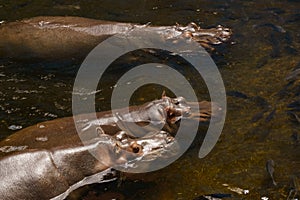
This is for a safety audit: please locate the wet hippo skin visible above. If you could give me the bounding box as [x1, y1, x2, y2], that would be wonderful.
[0, 17, 122, 61]
[0, 16, 231, 61]
[0, 96, 220, 199]
[0, 129, 175, 200]
[0, 99, 220, 156]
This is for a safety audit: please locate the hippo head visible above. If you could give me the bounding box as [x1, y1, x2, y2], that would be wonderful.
[114, 130, 176, 159]
[148, 92, 191, 125]
[166, 96, 191, 123]
[176, 22, 232, 50]
[160, 92, 223, 124]
[95, 127, 177, 171]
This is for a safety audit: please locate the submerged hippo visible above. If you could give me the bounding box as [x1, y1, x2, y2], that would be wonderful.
[0, 95, 219, 199]
[0, 16, 228, 198]
[0, 16, 231, 61]
[0, 127, 176, 200]
[0, 95, 221, 154]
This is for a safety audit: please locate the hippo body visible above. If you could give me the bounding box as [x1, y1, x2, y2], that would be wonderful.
[0, 16, 131, 61]
[0, 140, 113, 200]
[0, 16, 231, 61]
[0, 15, 229, 197]
[0, 127, 175, 200]
[0, 97, 218, 156]
[0, 96, 219, 199]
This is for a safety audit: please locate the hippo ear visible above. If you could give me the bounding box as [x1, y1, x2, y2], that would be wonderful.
[96, 127, 105, 135]
[161, 90, 166, 98]
[115, 112, 133, 136]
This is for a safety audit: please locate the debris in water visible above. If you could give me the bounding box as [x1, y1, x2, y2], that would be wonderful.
[288, 100, 300, 111]
[8, 125, 22, 130]
[266, 159, 277, 186]
[222, 183, 249, 195]
[291, 132, 299, 144]
[251, 111, 265, 123]
[253, 23, 286, 33]
[286, 68, 300, 81]
[251, 96, 270, 110]
[265, 108, 276, 122]
[287, 175, 299, 200]
[291, 112, 300, 123]
[226, 90, 248, 99]
[193, 193, 232, 200]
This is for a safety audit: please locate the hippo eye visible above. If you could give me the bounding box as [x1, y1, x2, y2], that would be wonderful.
[132, 146, 140, 153]
[172, 100, 179, 105]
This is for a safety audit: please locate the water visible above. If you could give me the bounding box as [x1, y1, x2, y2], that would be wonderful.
[0, 0, 299, 199]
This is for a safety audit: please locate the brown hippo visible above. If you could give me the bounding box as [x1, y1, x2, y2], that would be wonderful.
[0, 128, 176, 200]
[0, 16, 231, 61]
[0, 16, 228, 198]
[0, 95, 220, 154]
[0, 95, 219, 199]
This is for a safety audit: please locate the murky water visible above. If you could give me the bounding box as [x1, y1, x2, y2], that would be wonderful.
[0, 0, 299, 199]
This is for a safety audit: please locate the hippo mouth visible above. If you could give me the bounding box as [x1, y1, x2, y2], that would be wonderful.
[166, 96, 192, 124]
[167, 107, 191, 124]
[184, 101, 223, 122]
[166, 97, 223, 123]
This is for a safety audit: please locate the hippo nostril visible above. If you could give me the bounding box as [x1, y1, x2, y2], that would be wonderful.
[182, 108, 191, 117]
[166, 137, 174, 143]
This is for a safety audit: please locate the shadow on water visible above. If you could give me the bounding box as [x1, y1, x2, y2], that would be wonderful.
[0, 0, 299, 199]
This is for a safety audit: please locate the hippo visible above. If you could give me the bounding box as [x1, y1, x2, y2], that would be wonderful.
[79, 93, 217, 135]
[0, 94, 221, 154]
[0, 16, 228, 198]
[0, 94, 218, 199]
[0, 127, 176, 200]
[0, 16, 231, 61]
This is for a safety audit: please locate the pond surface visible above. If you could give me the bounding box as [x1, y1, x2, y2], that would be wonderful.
[0, 0, 299, 199]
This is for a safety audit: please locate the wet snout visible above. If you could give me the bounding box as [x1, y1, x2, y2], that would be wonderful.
[114, 130, 176, 158]
[135, 131, 175, 154]
[135, 131, 178, 161]
[186, 101, 223, 122]
[170, 97, 191, 117]
[111, 131, 178, 172]
[167, 107, 190, 124]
